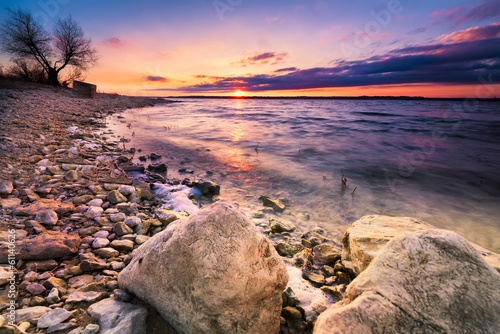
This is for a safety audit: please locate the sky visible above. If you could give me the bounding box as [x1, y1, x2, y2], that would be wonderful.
[1, 0, 500, 97]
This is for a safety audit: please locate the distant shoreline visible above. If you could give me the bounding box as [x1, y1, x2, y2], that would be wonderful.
[162, 95, 500, 101]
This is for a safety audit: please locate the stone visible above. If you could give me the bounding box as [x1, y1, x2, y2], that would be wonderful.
[269, 217, 295, 233]
[15, 199, 75, 216]
[14, 306, 52, 324]
[26, 283, 46, 295]
[110, 240, 134, 252]
[314, 230, 500, 334]
[65, 170, 79, 182]
[25, 259, 58, 272]
[0, 198, 21, 209]
[35, 210, 58, 226]
[37, 308, 71, 328]
[117, 185, 135, 196]
[275, 241, 302, 257]
[72, 195, 94, 206]
[109, 212, 126, 223]
[17, 231, 81, 260]
[123, 216, 141, 228]
[45, 288, 60, 304]
[47, 323, 74, 333]
[82, 324, 100, 334]
[107, 190, 127, 204]
[94, 248, 119, 259]
[114, 289, 132, 302]
[66, 291, 107, 303]
[43, 277, 68, 294]
[87, 198, 103, 207]
[68, 275, 94, 288]
[147, 163, 167, 173]
[341, 215, 500, 275]
[94, 230, 109, 238]
[119, 200, 288, 334]
[80, 253, 109, 272]
[25, 220, 46, 233]
[113, 222, 133, 236]
[110, 262, 125, 271]
[0, 181, 13, 195]
[262, 197, 285, 212]
[92, 238, 110, 249]
[154, 210, 178, 225]
[134, 235, 150, 245]
[193, 180, 220, 197]
[85, 206, 103, 219]
[312, 244, 341, 265]
[88, 298, 148, 334]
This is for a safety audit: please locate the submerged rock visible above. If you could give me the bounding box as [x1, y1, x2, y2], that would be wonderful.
[269, 217, 295, 233]
[314, 230, 500, 334]
[262, 197, 286, 212]
[119, 200, 288, 334]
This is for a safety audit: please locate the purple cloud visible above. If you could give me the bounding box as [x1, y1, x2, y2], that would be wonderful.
[233, 52, 288, 66]
[144, 76, 169, 82]
[430, 1, 500, 27]
[100, 37, 125, 49]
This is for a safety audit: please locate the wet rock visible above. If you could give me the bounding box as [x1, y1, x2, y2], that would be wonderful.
[275, 241, 302, 257]
[282, 287, 300, 307]
[269, 217, 295, 233]
[37, 308, 71, 329]
[262, 197, 285, 212]
[119, 200, 288, 334]
[320, 286, 343, 301]
[0, 181, 13, 195]
[35, 210, 58, 226]
[302, 265, 326, 286]
[282, 306, 303, 320]
[154, 210, 178, 225]
[312, 244, 341, 265]
[107, 190, 127, 205]
[15, 199, 76, 216]
[150, 152, 162, 160]
[147, 163, 167, 173]
[314, 230, 500, 334]
[113, 222, 133, 236]
[193, 180, 220, 197]
[110, 240, 134, 252]
[17, 231, 81, 260]
[88, 298, 148, 334]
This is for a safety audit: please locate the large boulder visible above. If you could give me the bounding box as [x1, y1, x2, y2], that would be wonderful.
[17, 231, 81, 260]
[119, 200, 288, 334]
[342, 215, 500, 275]
[314, 229, 500, 334]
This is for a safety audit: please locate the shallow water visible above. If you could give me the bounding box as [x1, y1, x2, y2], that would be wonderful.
[106, 98, 500, 252]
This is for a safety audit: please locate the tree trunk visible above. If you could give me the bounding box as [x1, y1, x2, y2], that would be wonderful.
[47, 68, 60, 86]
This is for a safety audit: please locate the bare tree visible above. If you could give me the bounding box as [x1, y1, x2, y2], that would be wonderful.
[0, 8, 98, 85]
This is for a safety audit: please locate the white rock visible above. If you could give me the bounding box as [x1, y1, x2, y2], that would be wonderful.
[109, 212, 126, 223]
[87, 198, 104, 207]
[35, 210, 58, 226]
[119, 200, 288, 334]
[92, 238, 110, 249]
[94, 231, 110, 239]
[124, 216, 141, 228]
[118, 185, 135, 196]
[314, 229, 500, 334]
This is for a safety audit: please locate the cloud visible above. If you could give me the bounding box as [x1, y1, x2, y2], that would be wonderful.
[435, 22, 500, 44]
[151, 24, 500, 93]
[430, 1, 500, 27]
[100, 37, 125, 49]
[406, 27, 427, 35]
[232, 51, 288, 66]
[144, 76, 169, 82]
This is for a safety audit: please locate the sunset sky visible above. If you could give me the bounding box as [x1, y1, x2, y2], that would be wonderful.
[1, 0, 500, 97]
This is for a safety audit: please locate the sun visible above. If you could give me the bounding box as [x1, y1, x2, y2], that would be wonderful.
[234, 90, 244, 97]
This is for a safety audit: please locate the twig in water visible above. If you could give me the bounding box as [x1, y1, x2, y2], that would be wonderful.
[341, 170, 348, 190]
[255, 143, 259, 154]
[351, 186, 357, 197]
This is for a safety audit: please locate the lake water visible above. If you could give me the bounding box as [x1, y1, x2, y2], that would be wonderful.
[106, 98, 500, 253]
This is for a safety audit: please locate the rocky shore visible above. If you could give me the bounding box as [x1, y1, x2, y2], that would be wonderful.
[1, 82, 499, 334]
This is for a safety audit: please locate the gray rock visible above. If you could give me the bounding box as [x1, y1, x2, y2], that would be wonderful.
[134, 235, 150, 245]
[68, 327, 85, 334]
[26, 283, 46, 295]
[66, 291, 107, 303]
[193, 180, 220, 197]
[87, 198, 103, 207]
[47, 322, 74, 333]
[37, 308, 71, 328]
[45, 288, 60, 304]
[88, 298, 148, 334]
[0, 180, 13, 195]
[94, 230, 109, 238]
[119, 200, 288, 334]
[109, 212, 126, 223]
[14, 306, 51, 324]
[114, 289, 132, 302]
[107, 190, 127, 204]
[94, 247, 119, 258]
[314, 229, 500, 334]
[312, 244, 341, 265]
[118, 185, 136, 196]
[123, 216, 141, 228]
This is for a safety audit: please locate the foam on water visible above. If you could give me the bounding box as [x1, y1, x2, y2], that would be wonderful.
[153, 183, 200, 213]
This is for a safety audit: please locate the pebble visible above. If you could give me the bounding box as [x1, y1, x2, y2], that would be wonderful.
[0, 180, 14, 194]
[113, 222, 133, 236]
[85, 206, 103, 219]
[110, 239, 135, 252]
[82, 324, 100, 334]
[36, 210, 59, 225]
[107, 190, 127, 204]
[118, 185, 135, 196]
[37, 308, 72, 328]
[269, 217, 296, 233]
[87, 198, 104, 207]
[110, 212, 126, 222]
[92, 237, 110, 249]
[124, 216, 141, 227]
[26, 283, 46, 295]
